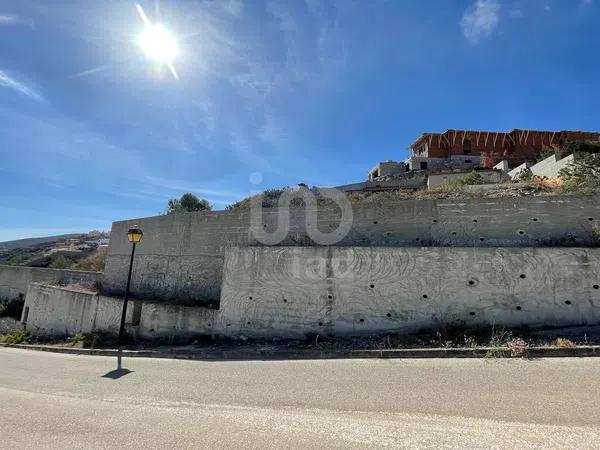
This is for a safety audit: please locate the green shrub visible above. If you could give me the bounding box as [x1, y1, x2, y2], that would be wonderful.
[559, 153, 600, 193]
[456, 171, 484, 186]
[0, 329, 30, 344]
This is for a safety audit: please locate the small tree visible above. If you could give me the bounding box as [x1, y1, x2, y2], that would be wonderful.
[559, 153, 600, 192]
[166, 193, 212, 214]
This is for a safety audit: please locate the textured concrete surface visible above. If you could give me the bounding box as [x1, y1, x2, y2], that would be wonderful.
[427, 169, 503, 189]
[103, 195, 600, 303]
[0, 264, 100, 301]
[25, 247, 600, 339]
[23, 283, 217, 339]
[530, 154, 575, 179]
[218, 246, 600, 338]
[1, 348, 600, 449]
[23, 284, 130, 337]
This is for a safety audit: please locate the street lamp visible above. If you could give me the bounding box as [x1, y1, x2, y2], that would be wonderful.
[118, 225, 143, 346]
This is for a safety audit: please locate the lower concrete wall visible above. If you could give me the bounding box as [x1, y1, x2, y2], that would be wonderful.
[427, 170, 503, 189]
[23, 246, 600, 339]
[0, 265, 101, 301]
[217, 247, 600, 338]
[23, 283, 216, 340]
[23, 284, 125, 337]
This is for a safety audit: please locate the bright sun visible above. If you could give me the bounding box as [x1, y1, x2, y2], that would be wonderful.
[138, 23, 179, 64]
[135, 4, 179, 79]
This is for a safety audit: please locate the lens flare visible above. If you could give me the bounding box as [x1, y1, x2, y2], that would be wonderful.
[135, 4, 179, 80]
[138, 24, 179, 64]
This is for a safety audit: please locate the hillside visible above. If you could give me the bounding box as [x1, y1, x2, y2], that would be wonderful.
[0, 232, 109, 271]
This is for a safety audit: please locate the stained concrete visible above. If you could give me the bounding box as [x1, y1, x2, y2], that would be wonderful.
[0, 265, 101, 301]
[102, 195, 600, 303]
[24, 247, 600, 339]
[217, 246, 600, 338]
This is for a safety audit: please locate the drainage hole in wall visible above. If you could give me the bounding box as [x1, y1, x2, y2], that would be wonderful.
[565, 300, 572, 305]
[518, 230, 525, 235]
[415, 237, 420, 242]
[318, 322, 323, 326]
[208, 323, 212, 327]
[386, 313, 392, 318]
[369, 284, 375, 288]
[594, 285, 599, 290]
[468, 280, 475, 286]
[516, 306, 522, 311]
[248, 296, 253, 300]
[473, 219, 478, 223]
[385, 232, 391, 236]
[247, 321, 251, 325]
[283, 298, 288, 303]
[451, 231, 457, 236]
[373, 220, 378, 225]
[532, 218, 538, 222]
[361, 237, 367, 241]
[469, 312, 476, 316]
[359, 318, 365, 323]
[520, 274, 526, 279]
[433, 219, 438, 223]
[263, 224, 267, 228]
[589, 217, 595, 221]
[328, 294, 333, 299]
[422, 294, 428, 299]
[479, 237, 485, 242]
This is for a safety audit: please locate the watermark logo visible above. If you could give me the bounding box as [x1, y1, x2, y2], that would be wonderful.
[249, 179, 353, 246]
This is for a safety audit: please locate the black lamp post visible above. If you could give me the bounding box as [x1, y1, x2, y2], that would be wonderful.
[118, 225, 143, 346]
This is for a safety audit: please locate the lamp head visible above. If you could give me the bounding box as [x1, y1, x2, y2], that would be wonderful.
[127, 226, 143, 244]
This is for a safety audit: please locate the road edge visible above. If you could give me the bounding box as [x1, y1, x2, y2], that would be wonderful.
[2, 342, 600, 360]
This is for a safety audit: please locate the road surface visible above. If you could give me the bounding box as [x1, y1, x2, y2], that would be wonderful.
[1, 348, 600, 448]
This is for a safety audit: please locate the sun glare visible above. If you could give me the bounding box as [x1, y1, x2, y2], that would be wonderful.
[135, 4, 179, 79]
[138, 24, 179, 64]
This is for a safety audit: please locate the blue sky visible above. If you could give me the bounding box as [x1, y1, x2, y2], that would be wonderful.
[0, 0, 599, 241]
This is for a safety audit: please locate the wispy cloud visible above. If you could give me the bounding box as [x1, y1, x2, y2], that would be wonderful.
[68, 65, 109, 80]
[460, 0, 500, 44]
[143, 175, 245, 205]
[0, 14, 34, 29]
[0, 70, 44, 102]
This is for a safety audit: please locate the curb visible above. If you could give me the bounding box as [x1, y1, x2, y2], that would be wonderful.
[2, 342, 600, 360]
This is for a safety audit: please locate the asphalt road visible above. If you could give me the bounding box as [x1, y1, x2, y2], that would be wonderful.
[1, 348, 600, 449]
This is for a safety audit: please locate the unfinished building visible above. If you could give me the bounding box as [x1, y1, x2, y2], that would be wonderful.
[408, 129, 599, 169]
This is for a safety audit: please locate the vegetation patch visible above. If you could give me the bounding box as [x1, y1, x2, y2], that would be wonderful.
[0, 329, 30, 344]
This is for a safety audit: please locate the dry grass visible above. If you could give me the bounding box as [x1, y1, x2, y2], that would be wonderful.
[73, 246, 108, 272]
[554, 337, 576, 348]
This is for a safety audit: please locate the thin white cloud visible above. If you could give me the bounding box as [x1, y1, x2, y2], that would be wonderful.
[0, 14, 34, 29]
[68, 65, 108, 80]
[460, 0, 500, 44]
[0, 70, 44, 102]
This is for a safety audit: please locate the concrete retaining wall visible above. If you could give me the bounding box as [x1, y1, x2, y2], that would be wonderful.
[23, 284, 125, 337]
[26, 247, 600, 339]
[217, 247, 600, 338]
[103, 195, 600, 303]
[0, 265, 102, 301]
[531, 154, 575, 179]
[427, 170, 503, 189]
[23, 283, 216, 339]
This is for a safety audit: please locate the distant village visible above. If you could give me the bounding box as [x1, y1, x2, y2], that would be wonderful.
[0, 231, 110, 271]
